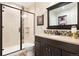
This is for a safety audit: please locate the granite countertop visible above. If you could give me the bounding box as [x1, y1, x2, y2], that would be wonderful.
[35, 34, 79, 45]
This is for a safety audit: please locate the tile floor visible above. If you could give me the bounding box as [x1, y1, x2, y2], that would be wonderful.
[6, 48, 34, 56]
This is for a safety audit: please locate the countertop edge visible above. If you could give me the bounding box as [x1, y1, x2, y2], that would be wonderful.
[35, 34, 79, 45]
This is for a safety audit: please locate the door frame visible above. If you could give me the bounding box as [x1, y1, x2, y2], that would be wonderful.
[0, 3, 35, 56]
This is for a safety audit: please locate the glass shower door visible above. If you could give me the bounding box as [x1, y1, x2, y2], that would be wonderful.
[22, 12, 34, 49]
[2, 5, 20, 55]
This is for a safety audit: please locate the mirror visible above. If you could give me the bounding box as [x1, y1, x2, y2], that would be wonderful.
[49, 3, 77, 26]
[47, 2, 79, 29]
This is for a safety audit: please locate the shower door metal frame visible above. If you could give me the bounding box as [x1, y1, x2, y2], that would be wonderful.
[0, 4, 2, 56]
[0, 3, 35, 56]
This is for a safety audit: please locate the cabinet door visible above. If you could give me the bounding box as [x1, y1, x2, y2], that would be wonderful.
[35, 41, 41, 56]
[40, 38, 47, 56]
[62, 50, 79, 56]
[41, 43, 51, 56]
[45, 45, 51, 56]
[50, 46, 61, 56]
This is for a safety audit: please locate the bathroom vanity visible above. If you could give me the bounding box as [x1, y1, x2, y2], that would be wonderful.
[35, 2, 79, 56]
[35, 34, 79, 56]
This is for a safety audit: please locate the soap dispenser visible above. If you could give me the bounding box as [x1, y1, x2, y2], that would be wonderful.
[71, 26, 77, 39]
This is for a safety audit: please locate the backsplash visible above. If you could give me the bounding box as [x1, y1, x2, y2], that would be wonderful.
[44, 29, 79, 37]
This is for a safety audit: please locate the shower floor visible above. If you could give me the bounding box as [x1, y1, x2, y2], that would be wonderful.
[3, 43, 34, 56]
[7, 48, 34, 56]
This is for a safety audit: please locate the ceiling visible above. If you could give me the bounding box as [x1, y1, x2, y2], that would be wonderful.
[13, 2, 51, 8]
[1, 2, 35, 9]
[14, 2, 58, 9]
[13, 2, 35, 8]
[1, 2, 58, 9]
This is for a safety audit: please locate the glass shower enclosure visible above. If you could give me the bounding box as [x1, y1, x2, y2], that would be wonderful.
[2, 5, 20, 55]
[0, 3, 35, 56]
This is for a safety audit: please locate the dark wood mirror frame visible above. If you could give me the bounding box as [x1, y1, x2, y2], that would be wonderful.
[47, 2, 79, 29]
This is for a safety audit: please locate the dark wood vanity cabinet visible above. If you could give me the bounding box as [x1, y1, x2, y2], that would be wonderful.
[49, 45, 61, 56]
[35, 36, 61, 56]
[35, 36, 50, 56]
[62, 50, 78, 56]
[35, 36, 79, 56]
[35, 37, 41, 56]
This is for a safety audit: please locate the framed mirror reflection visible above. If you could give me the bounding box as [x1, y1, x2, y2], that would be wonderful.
[47, 2, 79, 29]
